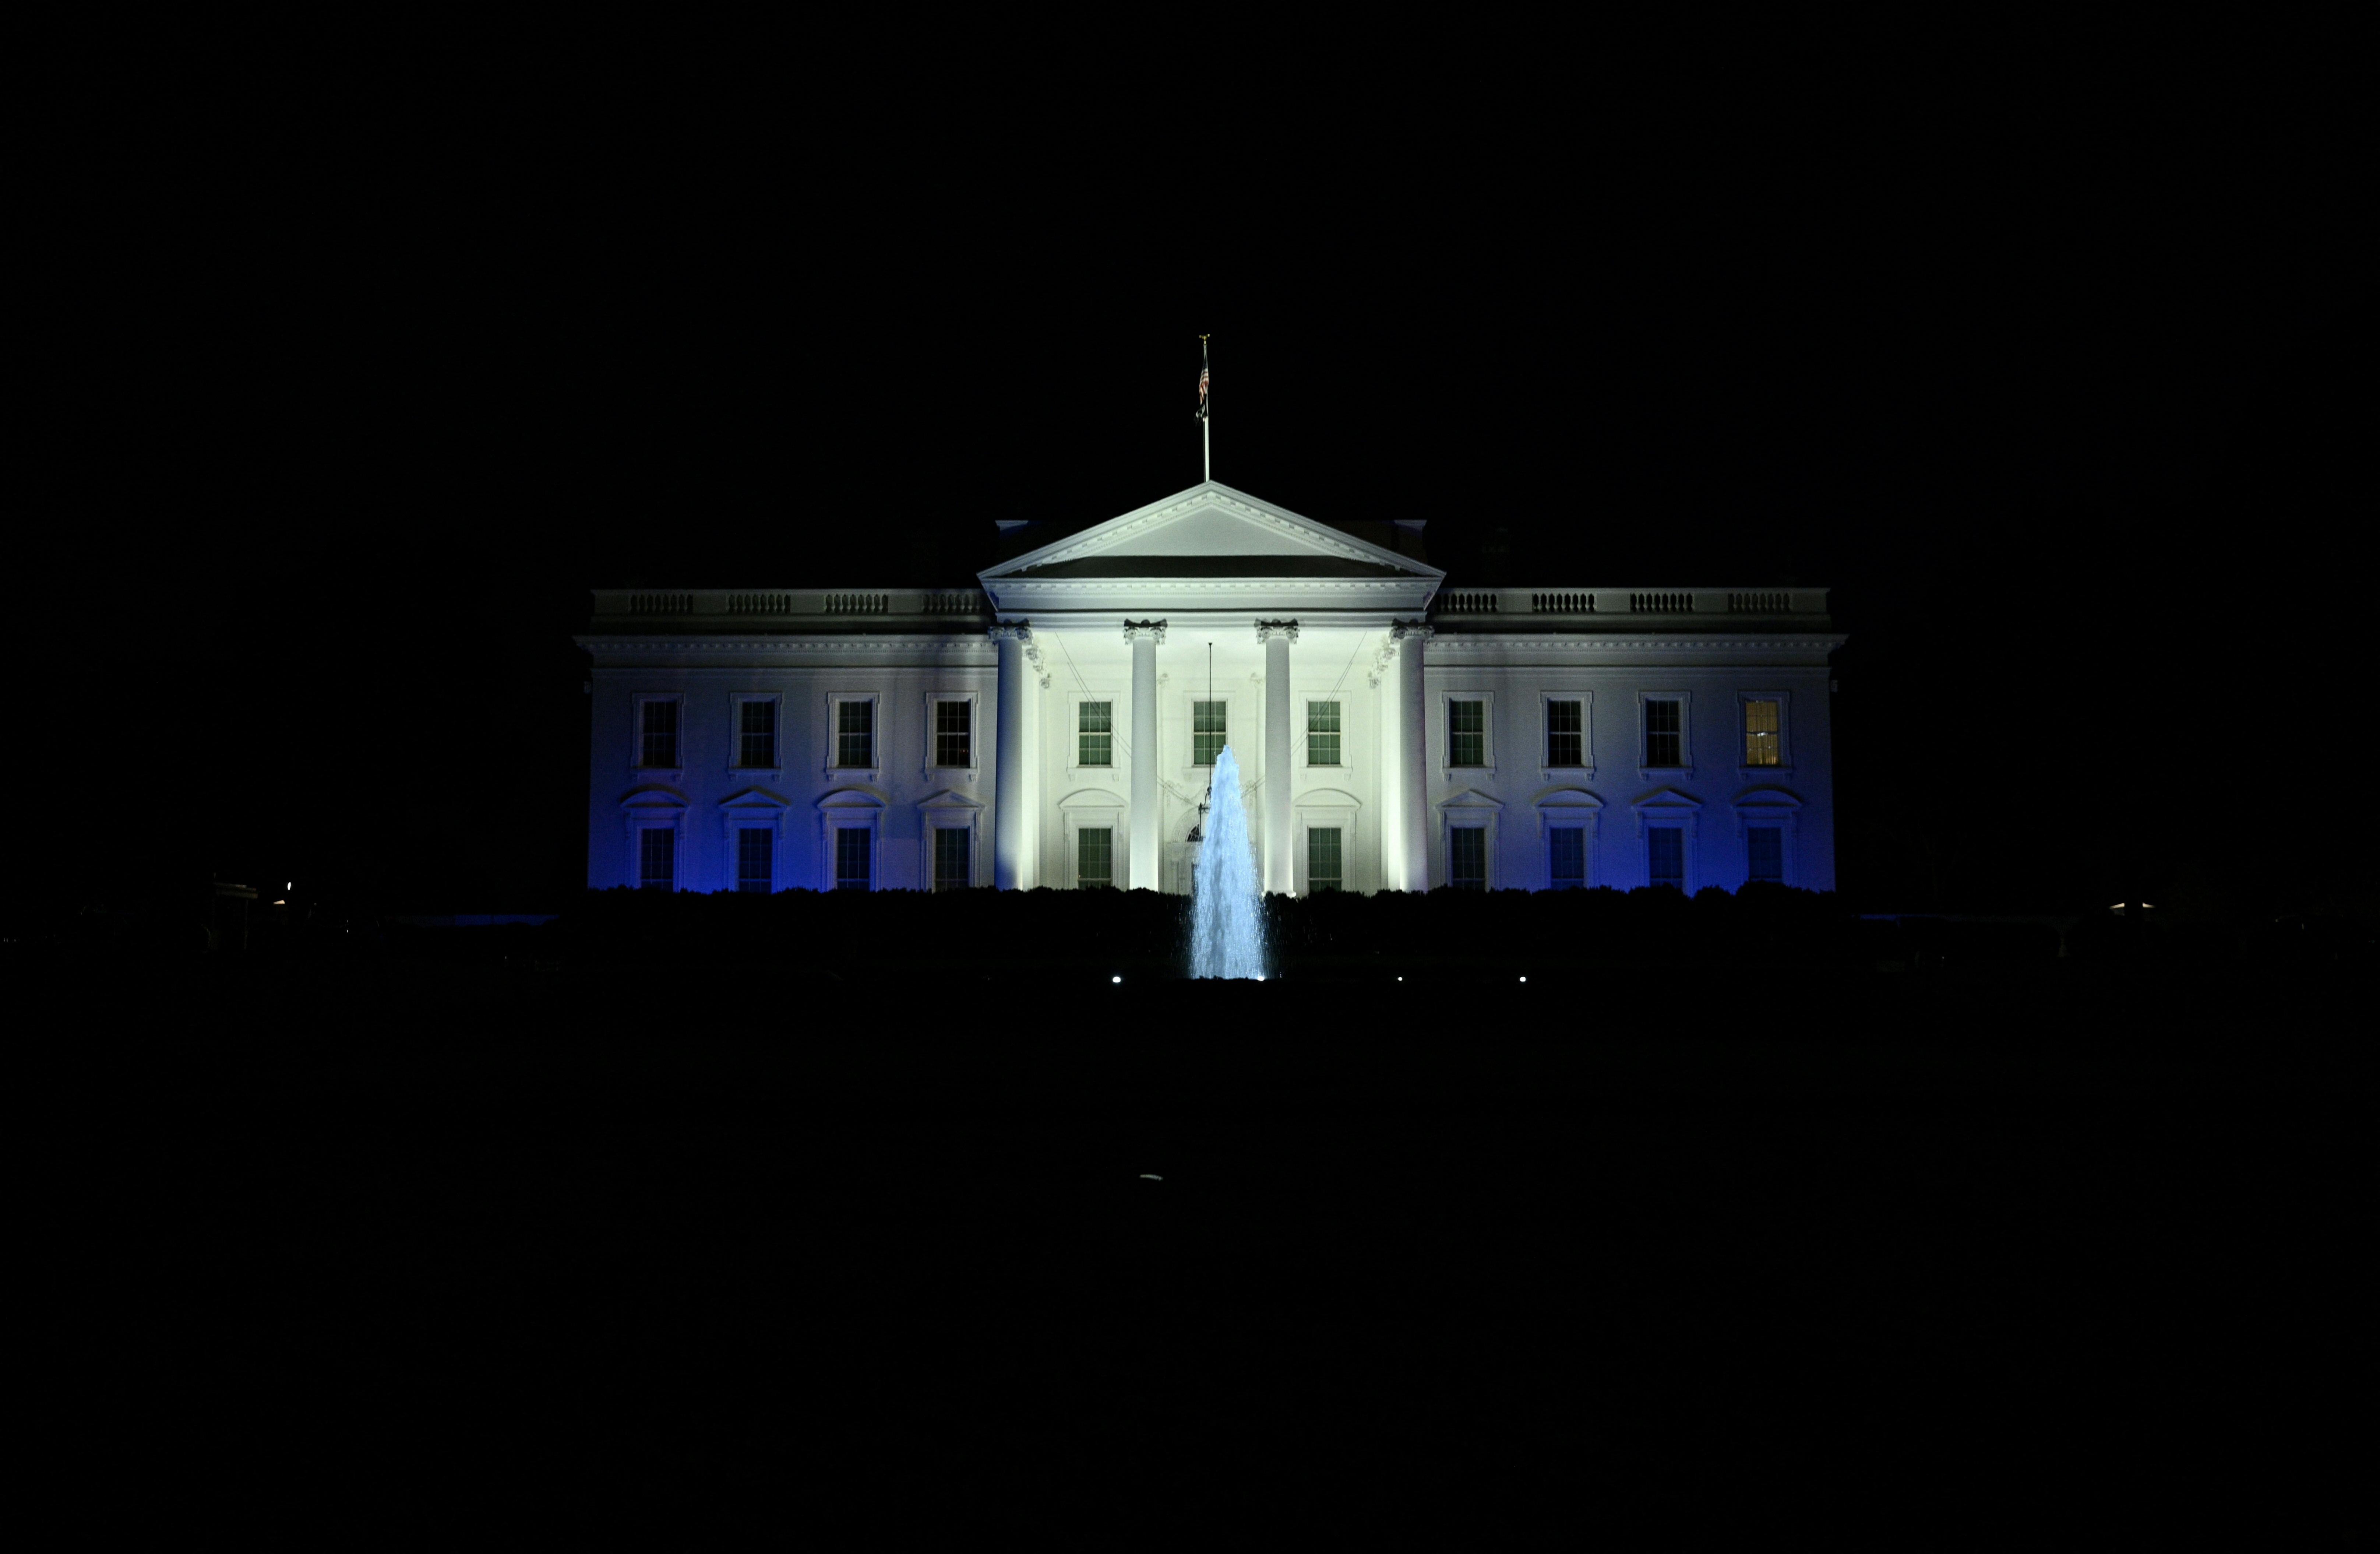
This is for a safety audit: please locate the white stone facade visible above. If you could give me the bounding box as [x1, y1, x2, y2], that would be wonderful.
[576, 482, 1845, 896]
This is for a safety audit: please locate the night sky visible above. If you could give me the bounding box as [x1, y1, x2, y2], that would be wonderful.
[30, 95, 2355, 925]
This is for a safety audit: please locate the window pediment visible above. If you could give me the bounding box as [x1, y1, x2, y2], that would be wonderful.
[620, 784, 690, 811]
[720, 787, 793, 812]
[817, 785, 889, 812]
[1435, 787, 1505, 813]
[1294, 787, 1364, 810]
[1533, 786, 1604, 812]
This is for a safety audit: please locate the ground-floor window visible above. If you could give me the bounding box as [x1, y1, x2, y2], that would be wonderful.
[1450, 826, 1486, 890]
[1647, 826, 1684, 890]
[1078, 827, 1113, 889]
[1548, 827, 1585, 889]
[1746, 825, 1782, 884]
[835, 828, 871, 891]
[737, 828, 773, 893]
[934, 826, 970, 891]
[1308, 827, 1341, 893]
[640, 829, 674, 891]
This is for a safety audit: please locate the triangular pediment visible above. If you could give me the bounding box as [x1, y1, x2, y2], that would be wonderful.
[1631, 786, 1703, 812]
[981, 482, 1443, 583]
[720, 787, 793, 811]
[918, 788, 984, 812]
[1436, 787, 1506, 812]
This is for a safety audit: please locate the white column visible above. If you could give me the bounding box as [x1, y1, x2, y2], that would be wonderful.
[1259, 620, 1297, 894]
[1370, 632, 1400, 891]
[1126, 619, 1163, 891]
[990, 623, 1032, 890]
[1396, 621, 1432, 892]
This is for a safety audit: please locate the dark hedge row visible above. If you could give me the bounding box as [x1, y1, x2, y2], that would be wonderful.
[519, 883, 2076, 977]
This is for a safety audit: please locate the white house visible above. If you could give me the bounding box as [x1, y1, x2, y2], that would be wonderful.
[576, 481, 1845, 897]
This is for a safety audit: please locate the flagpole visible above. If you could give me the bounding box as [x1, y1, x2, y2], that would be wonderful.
[1199, 334, 1211, 483]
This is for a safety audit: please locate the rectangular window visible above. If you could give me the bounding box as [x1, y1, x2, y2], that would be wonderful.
[1078, 827, 1113, 889]
[934, 826, 971, 891]
[836, 701, 873, 768]
[1644, 699, 1682, 767]
[738, 700, 776, 768]
[1647, 826, 1684, 890]
[1078, 701, 1113, 766]
[1450, 826, 1486, 890]
[1307, 702, 1341, 766]
[639, 829, 674, 891]
[1449, 700, 1485, 766]
[934, 700, 970, 767]
[834, 828, 871, 891]
[1549, 828, 1585, 890]
[737, 828, 773, 893]
[1743, 699, 1780, 767]
[640, 700, 679, 768]
[1546, 699, 1583, 767]
[1308, 827, 1342, 892]
[1746, 826, 1783, 883]
[1193, 701, 1226, 766]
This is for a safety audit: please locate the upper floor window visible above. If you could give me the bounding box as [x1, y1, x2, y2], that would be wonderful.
[1545, 699, 1583, 767]
[1078, 701, 1112, 767]
[640, 700, 679, 769]
[836, 700, 874, 768]
[1307, 701, 1341, 766]
[1194, 701, 1227, 766]
[934, 700, 971, 768]
[1449, 700, 1486, 766]
[1743, 699, 1780, 767]
[738, 700, 776, 768]
[1643, 699, 1683, 768]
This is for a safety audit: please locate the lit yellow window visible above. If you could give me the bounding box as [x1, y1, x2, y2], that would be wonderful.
[1744, 700, 1780, 766]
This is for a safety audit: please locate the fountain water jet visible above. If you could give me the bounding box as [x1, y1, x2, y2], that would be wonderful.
[1189, 744, 1267, 979]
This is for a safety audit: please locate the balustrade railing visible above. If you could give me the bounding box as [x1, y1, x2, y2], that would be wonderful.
[1427, 588, 1829, 620]
[592, 588, 990, 623]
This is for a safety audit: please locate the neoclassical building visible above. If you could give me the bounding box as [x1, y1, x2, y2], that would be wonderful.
[577, 481, 1844, 896]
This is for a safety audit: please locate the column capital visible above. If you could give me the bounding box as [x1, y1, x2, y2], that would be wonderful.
[986, 620, 1033, 644]
[1255, 619, 1300, 644]
[1122, 619, 1168, 644]
[1390, 619, 1434, 644]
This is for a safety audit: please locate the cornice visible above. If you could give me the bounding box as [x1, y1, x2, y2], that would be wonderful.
[577, 637, 997, 653]
[1428, 636, 1848, 651]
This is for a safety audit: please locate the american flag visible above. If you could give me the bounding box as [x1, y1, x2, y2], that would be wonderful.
[1196, 340, 1209, 421]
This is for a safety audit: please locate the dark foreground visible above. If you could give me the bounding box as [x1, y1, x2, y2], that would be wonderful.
[47, 953, 2358, 1515]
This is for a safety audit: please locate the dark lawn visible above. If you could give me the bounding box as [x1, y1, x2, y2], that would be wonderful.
[50, 951, 2354, 1493]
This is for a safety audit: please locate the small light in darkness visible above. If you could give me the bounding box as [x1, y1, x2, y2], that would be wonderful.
[1111, 975, 1122, 984]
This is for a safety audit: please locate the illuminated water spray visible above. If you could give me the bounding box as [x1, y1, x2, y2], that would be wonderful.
[1189, 744, 1267, 979]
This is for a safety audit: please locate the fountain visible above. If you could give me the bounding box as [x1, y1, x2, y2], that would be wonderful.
[1189, 744, 1268, 979]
